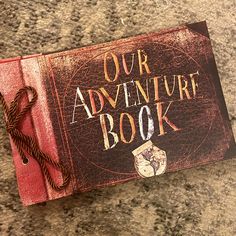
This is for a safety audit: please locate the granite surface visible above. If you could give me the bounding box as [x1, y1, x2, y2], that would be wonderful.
[0, 0, 235, 235]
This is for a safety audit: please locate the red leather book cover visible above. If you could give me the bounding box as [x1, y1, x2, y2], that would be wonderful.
[0, 21, 235, 206]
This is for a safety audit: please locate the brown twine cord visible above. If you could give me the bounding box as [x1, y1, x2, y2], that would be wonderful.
[0, 86, 71, 191]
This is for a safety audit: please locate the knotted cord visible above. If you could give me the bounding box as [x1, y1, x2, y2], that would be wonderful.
[0, 86, 71, 191]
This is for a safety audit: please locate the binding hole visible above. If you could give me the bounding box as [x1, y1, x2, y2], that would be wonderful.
[22, 158, 29, 165]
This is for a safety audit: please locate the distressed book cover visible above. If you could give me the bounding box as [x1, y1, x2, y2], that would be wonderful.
[0, 21, 235, 205]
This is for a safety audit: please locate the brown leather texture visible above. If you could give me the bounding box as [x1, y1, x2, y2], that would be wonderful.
[40, 21, 235, 193]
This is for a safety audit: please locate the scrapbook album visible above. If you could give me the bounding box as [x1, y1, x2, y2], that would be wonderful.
[0, 21, 235, 205]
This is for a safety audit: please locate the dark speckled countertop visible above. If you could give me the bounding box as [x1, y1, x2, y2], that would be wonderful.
[0, 1, 235, 235]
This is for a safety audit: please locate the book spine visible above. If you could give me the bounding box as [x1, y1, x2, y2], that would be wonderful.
[21, 56, 74, 200]
[0, 58, 48, 206]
